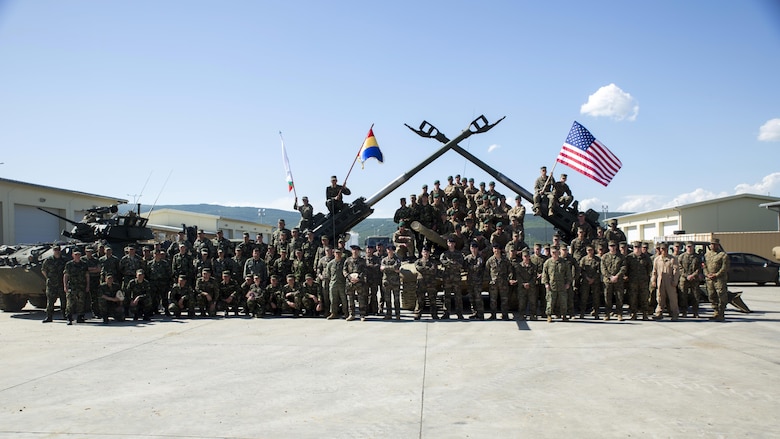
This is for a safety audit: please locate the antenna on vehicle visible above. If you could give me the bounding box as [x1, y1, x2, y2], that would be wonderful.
[147, 169, 173, 218]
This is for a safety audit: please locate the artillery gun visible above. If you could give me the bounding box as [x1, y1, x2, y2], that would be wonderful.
[0, 204, 155, 312]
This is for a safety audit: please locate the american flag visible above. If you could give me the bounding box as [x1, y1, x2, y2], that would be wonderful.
[556, 121, 622, 186]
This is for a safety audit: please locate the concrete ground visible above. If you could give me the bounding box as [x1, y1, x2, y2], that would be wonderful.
[0, 284, 778, 439]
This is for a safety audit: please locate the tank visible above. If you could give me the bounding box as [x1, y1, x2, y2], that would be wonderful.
[0, 204, 155, 312]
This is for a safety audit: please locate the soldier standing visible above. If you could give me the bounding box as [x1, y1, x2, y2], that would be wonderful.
[316, 246, 334, 316]
[528, 243, 548, 320]
[364, 245, 382, 315]
[703, 238, 729, 321]
[212, 230, 234, 257]
[507, 195, 526, 234]
[463, 241, 485, 320]
[440, 237, 465, 320]
[601, 241, 626, 321]
[560, 246, 578, 319]
[148, 250, 173, 316]
[578, 246, 601, 319]
[514, 249, 537, 321]
[413, 247, 439, 320]
[625, 241, 652, 320]
[542, 245, 572, 322]
[236, 232, 255, 261]
[485, 243, 511, 320]
[325, 249, 347, 320]
[243, 248, 268, 286]
[343, 245, 368, 321]
[394, 197, 411, 224]
[63, 249, 90, 324]
[651, 243, 681, 320]
[84, 247, 101, 317]
[678, 241, 702, 318]
[193, 229, 215, 259]
[171, 244, 196, 290]
[41, 245, 67, 323]
[380, 245, 402, 320]
[119, 246, 143, 309]
[99, 246, 120, 284]
[604, 219, 627, 245]
[294, 196, 314, 231]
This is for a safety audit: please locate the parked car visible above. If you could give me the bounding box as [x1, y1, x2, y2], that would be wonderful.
[727, 252, 780, 286]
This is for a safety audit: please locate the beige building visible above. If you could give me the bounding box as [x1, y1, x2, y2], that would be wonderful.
[0, 177, 126, 245]
[613, 193, 780, 244]
[142, 208, 272, 242]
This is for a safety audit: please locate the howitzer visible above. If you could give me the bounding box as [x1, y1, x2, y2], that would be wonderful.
[410, 221, 447, 249]
[405, 119, 600, 243]
[308, 115, 504, 241]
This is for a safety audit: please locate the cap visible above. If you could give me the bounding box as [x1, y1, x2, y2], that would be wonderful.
[659, 243, 669, 250]
[632, 241, 641, 247]
[270, 274, 279, 280]
[515, 195, 522, 200]
[85, 247, 94, 252]
[386, 244, 395, 250]
[350, 245, 361, 251]
[286, 274, 295, 279]
[72, 250, 82, 255]
[561, 173, 567, 178]
[470, 241, 479, 248]
[619, 242, 627, 248]
[479, 181, 486, 186]
[489, 181, 495, 186]
[399, 221, 407, 227]
[468, 178, 474, 182]
[222, 270, 232, 276]
[492, 243, 502, 249]
[710, 238, 720, 244]
[642, 242, 649, 248]
[608, 241, 617, 246]
[540, 166, 547, 171]
[447, 237, 456, 243]
[608, 219, 618, 225]
[551, 245, 559, 250]
[447, 176, 453, 180]
[136, 269, 145, 274]
[202, 268, 211, 273]
[521, 249, 530, 256]
[178, 274, 188, 280]
[201, 249, 209, 254]
[198, 229, 205, 233]
[434, 180, 440, 184]
[422, 184, 427, 189]
[217, 229, 223, 234]
[305, 273, 314, 279]
[685, 241, 694, 246]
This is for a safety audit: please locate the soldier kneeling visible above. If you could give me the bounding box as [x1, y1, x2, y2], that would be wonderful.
[168, 275, 196, 318]
[98, 274, 125, 323]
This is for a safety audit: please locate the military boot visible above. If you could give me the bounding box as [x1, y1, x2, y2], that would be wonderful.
[488, 313, 497, 321]
[77, 315, 86, 323]
[42, 315, 53, 323]
[642, 312, 649, 320]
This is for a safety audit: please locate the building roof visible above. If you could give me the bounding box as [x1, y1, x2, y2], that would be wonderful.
[0, 176, 127, 203]
[615, 193, 780, 221]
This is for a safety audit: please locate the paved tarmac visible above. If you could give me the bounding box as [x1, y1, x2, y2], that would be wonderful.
[1, 284, 779, 439]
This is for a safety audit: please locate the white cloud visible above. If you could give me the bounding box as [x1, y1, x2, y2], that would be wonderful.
[662, 188, 729, 208]
[578, 197, 602, 212]
[487, 144, 501, 153]
[580, 83, 639, 121]
[758, 118, 780, 142]
[734, 172, 780, 195]
[617, 195, 664, 212]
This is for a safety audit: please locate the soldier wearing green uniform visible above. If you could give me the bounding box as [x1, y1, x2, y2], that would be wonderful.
[126, 269, 152, 321]
[703, 238, 729, 321]
[529, 243, 548, 320]
[299, 274, 322, 317]
[325, 249, 347, 320]
[195, 268, 219, 317]
[380, 245, 402, 320]
[513, 249, 537, 321]
[217, 270, 241, 317]
[542, 245, 573, 323]
[147, 250, 172, 316]
[98, 274, 124, 323]
[265, 274, 284, 316]
[463, 241, 485, 320]
[601, 241, 626, 321]
[413, 247, 439, 320]
[578, 246, 601, 319]
[625, 241, 652, 320]
[84, 247, 101, 317]
[41, 245, 67, 322]
[63, 250, 90, 324]
[440, 238, 465, 320]
[364, 246, 382, 315]
[168, 275, 196, 318]
[245, 274, 269, 318]
[678, 241, 702, 318]
[343, 245, 368, 321]
[281, 274, 303, 317]
[485, 243, 511, 320]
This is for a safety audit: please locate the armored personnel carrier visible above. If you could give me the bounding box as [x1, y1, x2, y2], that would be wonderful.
[0, 204, 155, 312]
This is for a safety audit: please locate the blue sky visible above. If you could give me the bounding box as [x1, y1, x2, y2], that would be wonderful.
[1, 0, 779, 220]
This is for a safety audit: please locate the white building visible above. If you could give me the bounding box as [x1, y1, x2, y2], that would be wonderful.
[0, 177, 126, 245]
[141, 208, 272, 242]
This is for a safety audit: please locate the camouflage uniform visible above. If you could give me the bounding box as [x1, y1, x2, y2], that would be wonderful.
[195, 274, 219, 316]
[171, 252, 195, 288]
[343, 254, 368, 319]
[97, 280, 124, 322]
[529, 250, 548, 318]
[42, 253, 67, 320]
[299, 280, 322, 316]
[578, 253, 601, 319]
[272, 256, 293, 282]
[601, 251, 626, 320]
[364, 251, 382, 315]
[542, 256, 572, 320]
[119, 251, 143, 302]
[380, 253, 402, 319]
[98, 252, 120, 283]
[625, 251, 652, 319]
[440, 249, 465, 319]
[485, 252, 511, 319]
[413, 256, 439, 319]
[147, 257, 172, 315]
[265, 280, 285, 316]
[84, 253, 101, 315]
[63, 258, 89, 320]
[513, 256, 537, 320]
[703, 246, 729, 320]
[281, 281, 303, 316]
[316, 253, 334, 316]
[326, 257, 347, 318]
[217, 277, 241, 316]
[243, 257, 268, 286]
[126, 276, 153, 320]
[678, 251, 702, 317]
[463, 251, 485, 319]
[245, 281, 269, 318]
[168, 281, 196, 317]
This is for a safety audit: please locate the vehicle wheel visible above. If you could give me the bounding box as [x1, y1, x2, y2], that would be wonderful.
[0, 294, 29, 312]
[28, 295, 48, 309]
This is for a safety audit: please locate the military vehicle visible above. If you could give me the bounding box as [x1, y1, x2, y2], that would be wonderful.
[0, 204, 155, 312]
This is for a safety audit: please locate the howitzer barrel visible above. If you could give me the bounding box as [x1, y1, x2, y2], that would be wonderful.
[410, 221, 447, 249]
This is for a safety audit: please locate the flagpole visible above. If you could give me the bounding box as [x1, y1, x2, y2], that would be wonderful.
[280, 131, 298, 199]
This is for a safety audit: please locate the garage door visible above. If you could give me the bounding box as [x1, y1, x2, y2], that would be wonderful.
[14, 204, 62, 244]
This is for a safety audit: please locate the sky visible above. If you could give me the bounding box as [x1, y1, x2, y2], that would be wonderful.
[1, 0, 779, 221]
